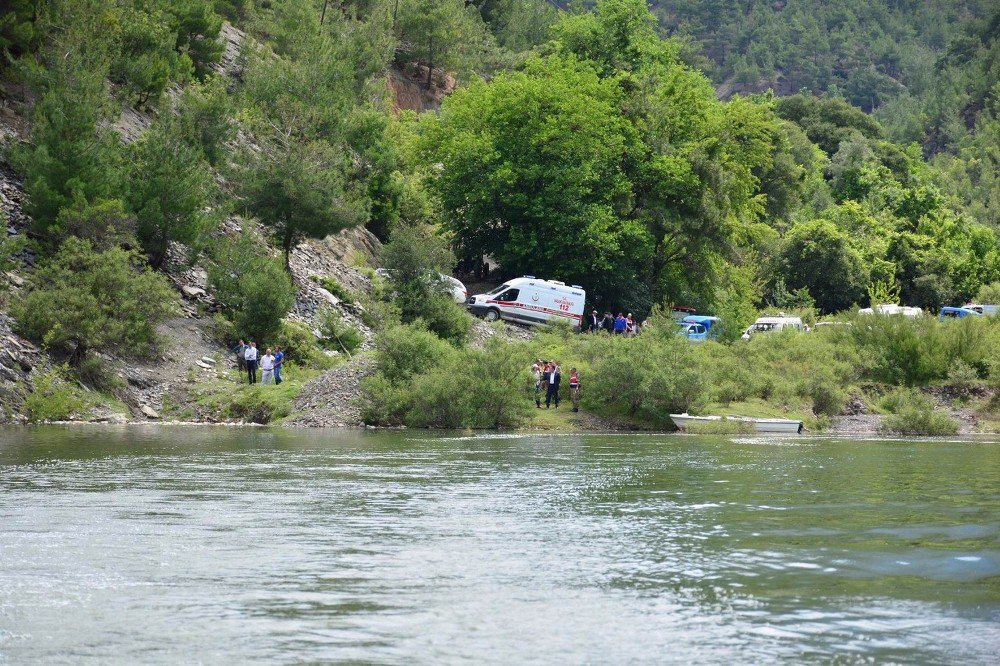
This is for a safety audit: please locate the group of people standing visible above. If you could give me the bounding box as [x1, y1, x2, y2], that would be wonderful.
[234, 340, 285, 385]
[532, 360, 582, 412]
[583, 310, 641, 336]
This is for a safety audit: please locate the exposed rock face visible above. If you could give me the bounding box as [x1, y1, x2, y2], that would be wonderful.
[389, 62, 456, 113]
[288, 228, 382, 345]
[0, 314, 43, 424]
[213, 22, 247, 80]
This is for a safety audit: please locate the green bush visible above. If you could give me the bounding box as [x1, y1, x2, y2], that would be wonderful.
[406, 341, 531, 428]
[222, 384, 296, 424]
[371, 323, 456, 384]
[274, 318, 334, 370]
[586, 335, 704, 424]
[317, 307, 363, 355]
[208, 235, 296, 343]
[879, 390, 959, 436]
[946, 360, 980, 395]
[358, 374, 410, 426]
[313, 275, 355, 303]
[419, 293, 473, 345]
[51, 197, 137, 251]
[25, 367, 88, 422]
[360, 322, 531, 428]
[381, 224, 471, 344]
[14, 238, 177, 361]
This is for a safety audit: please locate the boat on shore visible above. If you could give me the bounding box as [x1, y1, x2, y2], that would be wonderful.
[670, 413, 804, 434]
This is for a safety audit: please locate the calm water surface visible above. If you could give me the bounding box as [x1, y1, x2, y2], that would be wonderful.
[0, 426, 998, 664]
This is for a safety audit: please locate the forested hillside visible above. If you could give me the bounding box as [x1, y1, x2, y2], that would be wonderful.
[0, 0, 999, 400]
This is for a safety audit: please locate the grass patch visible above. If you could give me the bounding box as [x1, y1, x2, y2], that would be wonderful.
[183, 364, 322, 424]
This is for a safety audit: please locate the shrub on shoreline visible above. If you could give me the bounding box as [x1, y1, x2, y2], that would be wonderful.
[878, 390, 959, 436]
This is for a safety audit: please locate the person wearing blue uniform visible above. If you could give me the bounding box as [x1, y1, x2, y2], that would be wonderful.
[273, 347, 285, 385]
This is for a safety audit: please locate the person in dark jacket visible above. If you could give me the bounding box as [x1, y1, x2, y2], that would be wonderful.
[601, 312, 615, 334]
[585, 310, 600, 333]
[234, 339, 247, 375]
[545, 362, 561, 408]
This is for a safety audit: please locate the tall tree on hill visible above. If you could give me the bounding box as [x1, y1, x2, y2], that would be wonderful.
[395, 0, 490, 85]
[237, 134, 368, 269]
[15, 4, 122, 234]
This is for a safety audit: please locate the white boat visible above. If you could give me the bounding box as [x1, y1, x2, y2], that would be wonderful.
[669, 413, 804, 434]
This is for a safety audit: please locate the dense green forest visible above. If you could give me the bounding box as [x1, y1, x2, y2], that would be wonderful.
[1, 0, 999, 361]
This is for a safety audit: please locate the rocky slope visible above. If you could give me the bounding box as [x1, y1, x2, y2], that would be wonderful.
[0, 24, 388, 424]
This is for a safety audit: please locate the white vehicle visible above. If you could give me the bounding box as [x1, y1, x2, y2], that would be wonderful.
[858, 303, 923, 317]
[375, 269, 467, 304]
[467, 276, 585, 329]
[963, 303, 1000, 316]
[741, 314, 805, 340]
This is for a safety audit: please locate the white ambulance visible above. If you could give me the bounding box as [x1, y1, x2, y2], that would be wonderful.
[467, 276, 586, 329]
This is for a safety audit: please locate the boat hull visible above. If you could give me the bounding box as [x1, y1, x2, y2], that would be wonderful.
[670, 414, 803, 434]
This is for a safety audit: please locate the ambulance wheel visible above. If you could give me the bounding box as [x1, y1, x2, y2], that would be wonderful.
[484, 308, 500, 322]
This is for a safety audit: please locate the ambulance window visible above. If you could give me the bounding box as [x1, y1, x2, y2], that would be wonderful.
[499, 288, 520, 301]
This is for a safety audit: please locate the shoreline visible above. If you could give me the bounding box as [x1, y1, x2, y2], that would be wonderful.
[10, 418, 1000, 438]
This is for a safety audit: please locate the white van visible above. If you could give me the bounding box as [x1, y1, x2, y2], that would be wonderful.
[741, 314, 805, 340]
[467, 276, 585, 329]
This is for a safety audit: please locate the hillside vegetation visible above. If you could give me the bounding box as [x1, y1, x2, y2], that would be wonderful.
[0, 0, 999, 430]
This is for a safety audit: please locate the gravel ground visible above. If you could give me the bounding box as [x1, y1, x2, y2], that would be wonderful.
[283, 356, 375, 427]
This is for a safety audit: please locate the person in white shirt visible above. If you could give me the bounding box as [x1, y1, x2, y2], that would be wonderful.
[260, 348, 275, 385]
[244, 341, 259, 384]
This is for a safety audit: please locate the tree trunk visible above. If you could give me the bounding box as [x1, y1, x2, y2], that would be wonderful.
[283, 233, 293, 272]
[426, 35, 434, 88]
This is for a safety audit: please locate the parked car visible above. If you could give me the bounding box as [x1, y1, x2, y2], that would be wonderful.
[858, 304, 923, 317]
[678, 315, 721, 341]
[375, 269, 467, 304]
[466, 276, 585, 329]
[741, 315, 805, 340]
[939, 306, 981, 320]
[962, 303, 1000, 315]
[670, 306, 697, 321]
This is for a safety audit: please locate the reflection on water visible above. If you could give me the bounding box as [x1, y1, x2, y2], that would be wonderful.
[1, 426, 999, 663]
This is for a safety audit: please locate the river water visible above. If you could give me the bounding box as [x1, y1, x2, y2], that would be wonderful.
[0, 427, 998, 664]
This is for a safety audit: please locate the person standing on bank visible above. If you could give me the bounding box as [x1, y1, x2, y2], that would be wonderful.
[273, 346, 285, 385]
[244, 341, 258, 384]
[545, 362, 561, 408]
[586, 310, 600, 333]
[569, 368, 581, 412]
[533, 361, 543, 408]
[235, 339, 247, 375]
[260, 348, 275, 385]
[614, 313, 627, 335]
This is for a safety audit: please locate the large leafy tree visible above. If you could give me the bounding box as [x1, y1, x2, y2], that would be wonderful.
[421, 54, 648, 306]
[238, 135, 366, 268]
[780, 219, 868, 313]
[424, 0, 784, 310]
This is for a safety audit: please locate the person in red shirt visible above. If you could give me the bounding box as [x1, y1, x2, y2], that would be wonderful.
[569, 368, 581, 412]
